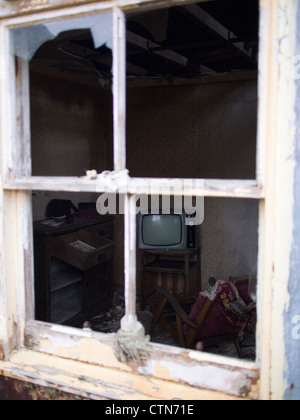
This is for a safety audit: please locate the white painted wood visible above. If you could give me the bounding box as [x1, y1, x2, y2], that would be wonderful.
[4, 176, 264, 199]
[16, 59, 32, 177]
[259, 0, 297, 400]
[2, 0, 297, 401]
[121, 194, 140, 331]
[0, 27, 16, 182]
[0, 24, 30, 355]
[0, 22, 9, 360]
[255, 0, 276, 399]
[0, 348, 253, 400]
[0, 0, 216, 20]
[113, 7, 126, 172]
[23, 320, 258, 398]
[255, 0, 298, 400]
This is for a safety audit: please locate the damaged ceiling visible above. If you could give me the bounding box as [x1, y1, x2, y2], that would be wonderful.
[31, 0, 259, 81]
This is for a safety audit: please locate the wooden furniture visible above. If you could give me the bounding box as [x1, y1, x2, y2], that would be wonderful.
[149, 276, 254, 358]
[140, 247, 201, 309]
[149, 288, 242, 357]
[34, 216, 114, 327]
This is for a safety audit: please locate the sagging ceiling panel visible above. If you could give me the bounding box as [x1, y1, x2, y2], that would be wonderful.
[29, 0, 259, 81]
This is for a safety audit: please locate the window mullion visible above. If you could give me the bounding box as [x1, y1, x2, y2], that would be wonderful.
[121, 194, 140, 331]
[112, 7, 144, 336]
[113, 6, 126, 173]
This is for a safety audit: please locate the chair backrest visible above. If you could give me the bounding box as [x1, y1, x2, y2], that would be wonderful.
[230, 276, 253, 305]
[184, 293, 237, 348]
[184, 277, 255, 348]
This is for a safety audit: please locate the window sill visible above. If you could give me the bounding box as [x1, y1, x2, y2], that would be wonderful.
[0, 347, 257, 400]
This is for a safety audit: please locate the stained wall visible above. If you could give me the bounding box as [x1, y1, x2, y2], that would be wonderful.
[126, 78, 259, 286]
[30, 72, 113, 221]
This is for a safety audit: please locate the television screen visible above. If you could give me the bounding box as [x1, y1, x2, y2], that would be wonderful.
[142, 214, 182, 246]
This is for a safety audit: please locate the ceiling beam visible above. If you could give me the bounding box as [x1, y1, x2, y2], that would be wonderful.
[126, 30, 215, 74]
[177, 3, 257, 65]
[149, 40, 220, 52]
[126, 30, 188, 68]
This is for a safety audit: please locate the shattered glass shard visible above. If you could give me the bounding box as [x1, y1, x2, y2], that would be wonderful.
[10, 12, 113, 61]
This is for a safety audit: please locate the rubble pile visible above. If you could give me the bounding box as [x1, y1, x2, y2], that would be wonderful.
[90, 292, 125, 334]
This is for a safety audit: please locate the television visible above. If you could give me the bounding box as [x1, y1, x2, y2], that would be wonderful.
[138, 213, 196, 250]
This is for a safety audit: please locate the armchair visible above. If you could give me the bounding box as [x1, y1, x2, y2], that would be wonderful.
[149, 276, 256, 358]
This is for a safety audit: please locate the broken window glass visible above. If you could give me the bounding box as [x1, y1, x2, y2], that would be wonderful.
[10, 12, 113, 61]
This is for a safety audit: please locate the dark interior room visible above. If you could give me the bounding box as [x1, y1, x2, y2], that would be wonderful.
[29, 0, 259, 360]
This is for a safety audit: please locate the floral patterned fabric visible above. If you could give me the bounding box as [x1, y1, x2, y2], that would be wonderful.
[204, 279, 256, 337]
[183, 279, 256, 342]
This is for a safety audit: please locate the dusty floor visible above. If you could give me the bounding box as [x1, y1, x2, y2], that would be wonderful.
[88, 292, 256, 361]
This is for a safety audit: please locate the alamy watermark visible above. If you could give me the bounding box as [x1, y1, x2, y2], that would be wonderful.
[95, 175, 205, 225]
[292, 315, 300, 340]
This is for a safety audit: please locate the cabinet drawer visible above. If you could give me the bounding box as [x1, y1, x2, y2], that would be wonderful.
[50, 229, 114, 271]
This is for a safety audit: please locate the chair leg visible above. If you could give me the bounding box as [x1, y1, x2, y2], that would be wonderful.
[176, 313, 186, 348]
[234, 337, 243, 359]
[149, 296, 168, 338]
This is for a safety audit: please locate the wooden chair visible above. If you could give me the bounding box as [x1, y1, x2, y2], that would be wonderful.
[149, 276, 254, 358]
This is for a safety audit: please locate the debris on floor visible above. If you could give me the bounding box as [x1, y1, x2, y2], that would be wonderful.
[89, 292, 125, 334]
[88, 291, 256, 360]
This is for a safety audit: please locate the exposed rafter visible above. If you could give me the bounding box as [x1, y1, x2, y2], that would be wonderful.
[30, 2, 258, 81]
[126, 30, 188, 68]
[177, 3, 257, 65]
[126, 30, 215, 75]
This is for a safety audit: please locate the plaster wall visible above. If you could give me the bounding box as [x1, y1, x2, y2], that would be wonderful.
[30, 73, 113, 220]
[126, 80, 257, 180]
[126, 79, 259, 286]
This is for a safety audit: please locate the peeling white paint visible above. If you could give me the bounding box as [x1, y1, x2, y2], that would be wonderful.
[142, 357, 255, 397]
[0, 0, 298, 401]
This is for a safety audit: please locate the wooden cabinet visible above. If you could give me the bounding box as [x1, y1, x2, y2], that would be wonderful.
[34, 216, 114, 327]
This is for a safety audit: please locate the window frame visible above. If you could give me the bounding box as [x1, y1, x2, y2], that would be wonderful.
[0, 0, 295, 399]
